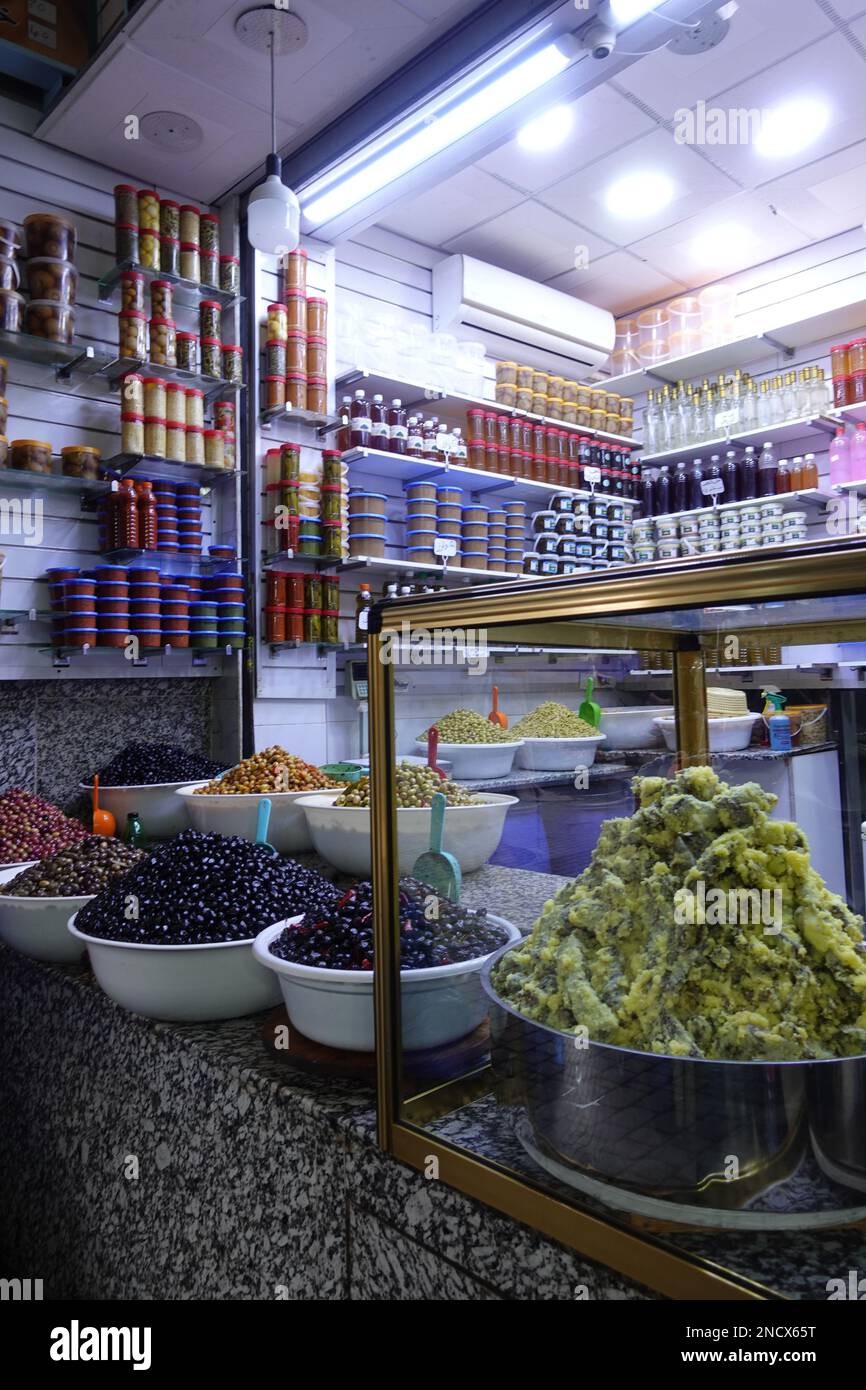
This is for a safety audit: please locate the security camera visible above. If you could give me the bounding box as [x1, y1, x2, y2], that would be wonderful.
[581, 20, 617, 59]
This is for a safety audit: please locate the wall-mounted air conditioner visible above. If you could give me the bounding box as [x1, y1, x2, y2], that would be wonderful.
[432, 254, 615, 375]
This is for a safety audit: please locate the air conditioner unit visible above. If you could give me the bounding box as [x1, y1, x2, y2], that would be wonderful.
[432, 254, 614, 375]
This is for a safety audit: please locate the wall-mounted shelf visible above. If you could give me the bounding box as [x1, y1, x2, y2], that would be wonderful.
[264, 552, 531, 584]
[99, 356, 242, 402]
[98, 262, 243, 313]
[640, 415, 838, 466]
[0, 467, 108, 496]
[0, 326, 108, 380]
[101, 453, 241, 487]
[260, 401, 343, 433]
[645, 486, 833, 524]
[97, 548, 240, 574]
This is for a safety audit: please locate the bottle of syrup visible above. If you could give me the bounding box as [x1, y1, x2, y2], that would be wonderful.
[721, 449, 739, 504]
[370, 393, 388, 452]
[350, 389, 371, 449]
[387, 399, 406, 455]
[354, 582, 373, 642]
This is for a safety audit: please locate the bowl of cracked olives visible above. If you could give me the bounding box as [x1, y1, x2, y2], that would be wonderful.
[0, 838, 146, 962]
[414, 709, 523, 779]
[176, 747, 339, 853]
[296, 763, 517, 876]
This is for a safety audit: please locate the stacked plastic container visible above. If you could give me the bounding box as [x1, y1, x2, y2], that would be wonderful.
[201, 570, 245, 650]
[503, 501, 526, 573]
[461, 502, 488, 571]
[349, 489, 387, 558]
[94, 565, 130, 648]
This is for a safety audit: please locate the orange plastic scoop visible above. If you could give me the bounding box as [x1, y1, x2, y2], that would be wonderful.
[92, 775, 116, 837]
[488, 685, 507, 729]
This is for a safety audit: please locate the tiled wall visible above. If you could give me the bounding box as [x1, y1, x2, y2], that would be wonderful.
[0, 679, 221, 813]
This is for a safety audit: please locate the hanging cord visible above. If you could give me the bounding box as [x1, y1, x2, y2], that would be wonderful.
[270, 28, 276, 157]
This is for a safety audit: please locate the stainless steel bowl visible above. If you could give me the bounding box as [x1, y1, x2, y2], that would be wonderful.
[482, 944, 866, 1208]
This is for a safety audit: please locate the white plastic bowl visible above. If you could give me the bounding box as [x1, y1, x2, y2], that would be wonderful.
[0, 863, 88, 962]
[600, 706, 674, 750]
[66, 911, 290, 1022]
[412, 738, 522, 779]
[79, 779, 213, 839]
[297, 791, 517, 876]
[515, 734, 606, 771]
[174, 784, 318, 853]
[253, 913, 521, 1051]
[653, 714, 759, 753]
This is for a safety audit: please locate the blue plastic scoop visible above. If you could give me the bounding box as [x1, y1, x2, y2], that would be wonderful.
[411, 791, 461, 902]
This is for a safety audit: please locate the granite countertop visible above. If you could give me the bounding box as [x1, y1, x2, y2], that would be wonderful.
[461, 763, 630, 792]
[596, 742, 838, 765]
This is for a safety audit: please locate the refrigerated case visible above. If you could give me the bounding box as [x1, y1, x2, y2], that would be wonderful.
[367, 539, 866, 1299]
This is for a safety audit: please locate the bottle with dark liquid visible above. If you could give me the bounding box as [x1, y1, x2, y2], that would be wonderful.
[641, 467, 655, 518]
[687, 456, 704, 510]
[337, 395, 352, 451]
[387, 398, 406, 454]
[672, 460, 689, 513]
[738, 445, 757, 500]
[721, 448, 739, 503]
[757, 441, 777, 497]
[369, 393, 388, 452]
[708, 454, 724, 502]
[654, 464, 671, 516]
[350, 389, 370, 449]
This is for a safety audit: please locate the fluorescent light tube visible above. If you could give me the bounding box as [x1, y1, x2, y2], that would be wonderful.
[609, 0, 665, 24]
[304, 42, 572, 226]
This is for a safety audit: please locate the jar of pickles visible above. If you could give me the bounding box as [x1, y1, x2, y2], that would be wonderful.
[201, 337, 222, 378]
[322, 609, 339, 645]
[204, 428, 224, 468]
[268, 303, 288, 341]
[114, 184, 138, 227]
[322, 521, 342, 559]
[200, 299, 221, 341]
[199, 212, 219, 256]
[150, 316, 177, 367]
[200, 249, 219, 289]
[307, 376, 327, 415]
[119, 309, 147, 360]
[186, 388, 205, 429]
[140, 229, 159, 271]
[151, 279, 173, 318]
[166, 422, 186, 460]
[144, 416, 166, 458]
[304, 573, 323, 610]
[120, 372, 144, 415]
[180, 205, 200, 244]
[222, 343, 243, 385]
[321, 449, 341, 485]
[266, 339, 287, 377]
[115, 223, 139, 266]
[160, 200, 180, 240]
[219, 254, 240, 295]
[143, 376, 166, 419]
[180, 243, 200, 283]
[165, 382, 186, 424]
[138, 189, 160, 234]
[321, 483, 341, 522]
[160, 236, 180, 277]
[121, 412, 144, 456]
[280, 443, 301, 481]
[186, 426, 204, 465]
[120, 271, 145, 312]
[304, 608, 322, 644]
[176, 331, 198, 372]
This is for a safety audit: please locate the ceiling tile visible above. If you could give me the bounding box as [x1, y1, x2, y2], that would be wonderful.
[395, 0, 487, 18]
[628, 191, 811, 285]
[442, 201, 616, 281]
[542, 128, 739, 246]
[613, 0, 832, 123]
[826, 0, 866, 17]
[379, 167, 524, 245]
[476, 84, 657, 195]
[547, 252, 687, 317]
[757, 139, 866, 239]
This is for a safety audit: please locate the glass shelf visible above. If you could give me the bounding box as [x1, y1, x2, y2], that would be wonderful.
[99, 356, 243, 402]
[101, 454, 242, 487]
[0, 467, 108, 494]
[260, 401, 343, 431]
[640, 414, 838, 465]
[98, 261, 243, 313]
[0, 327, 108, 378]
[98, 549, 240, 575]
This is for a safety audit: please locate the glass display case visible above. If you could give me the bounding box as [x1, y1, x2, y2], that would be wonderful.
[367, 539, 866, 1300]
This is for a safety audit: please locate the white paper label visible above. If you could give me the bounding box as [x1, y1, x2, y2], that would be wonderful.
[715, 408, 739, 430]
[434, 537, 458, 558]
[701, 477, 725, 497]
[390, 425, 408, 440]
[584, 466, 601, 485]
[357, 610, 369, 631]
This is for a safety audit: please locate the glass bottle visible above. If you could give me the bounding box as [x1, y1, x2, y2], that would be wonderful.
[644, 388, 659, 455]
[775, 457, 791, 494]
[337, 395, 352, 451]
[757, 379, 773, 428]
[770, 375, 787, 424]
[124, 811, 146, 849]
[757, 440, 777, 496]
[797, 368, 812, 417]
[801, 453, 818, 490]
[370, 393, 388, 452]
[136, 480, 158, 550]
[355, 582, 373, 642]
[688, 455, 704, 509]
[789, 455, 804, 492]
[722, 448, 739, 503]
[740, 378, 758, 432]
[387, 399, 406, 454]
[406, 415, 423, 456]
[658, 386, 671, 451]
[422, 419, 438, 461]
[811, 366, 829, 415]
[739, 445, 757, 500]
[640, 467, 655, 518]
[782, 371, 797, 422]
[691, 387, 706, 445]
[350, 389, 370, 449]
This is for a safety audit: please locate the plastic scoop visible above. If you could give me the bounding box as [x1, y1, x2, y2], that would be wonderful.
[579, 676, 602, 730]
[254, 797, 278, 856]
[488, 684, 507, 729]
[411, 791, 461, 903]
[92, 775, 116, 838]
[427, 726, 446, 780]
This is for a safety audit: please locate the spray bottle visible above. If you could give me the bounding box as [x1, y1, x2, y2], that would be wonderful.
[762, 691, 792, 751]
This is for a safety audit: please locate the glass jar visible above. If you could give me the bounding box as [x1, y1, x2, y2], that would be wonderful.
[495, 381, 517, 407]
[200, 249, 219, 289]
[307, 376, 327, 415]
[160, 236, 180, 277]
[306, 335, 327, 377]
[176, 331, 198, 372]
[201, 337, 222, 378]
[267, 303, 288, 341]
[469, 438, 486, 469]
[10, 438, 52, 472]
[286, 330, 306, 374]
[120, 372, 144, 415]
[165, 382, 186, 424]
[562, 380, 578, 404]
[265, 375, 286, 410]
[219, 255, 240, 295]
[304, 609, 322, 644]
[160, 199, 180, 240]
[548, 396, 564, 422]
[285, 290, 305, 333]
[224, 432, 236, 469]
[186, 426, 204, 465]
[213, 400, 235, 433]
[199, 212, 219, 255]
[180, 205, 200, 244]
[321, 449, 341, 485]
[831, 343, 850, 380]
[485, 441, 499, 474]
[467, 409, 485, 441]
[204, 429, 224, 468]
[849, 340, 866, 376]
[186, 388, 205, 429]
[200, 299, 221, 341]
[149, 316, 177, 367]
[139, 229, 159, 271]
[115, 224, 139, 265]
[285, 248, 307, 293]
[114, 184, 138, 227]
[307, 296, 328, 336]
[280, 443, 301, 481]
[851, 371, 866, 405]
[166, 422, 186, 460]
[61, 445, 101, 479]
[531, 391, 547, 417]
[834, 375, 851, 409]
[143, 376, 166, 418]
[304, 574, 323, 611]
[151, 279, 173, 319]
[286, 372, 306, 408]
[516, 387, 533, 413]
[137, 190, 160, 234]
[144, 416, 166, 458]
[322, 609, 339, 645]
[120, 271, 145, 312]
[323, 575, 339, 611]
[321, 483, 341, 522]
[322, 521, 342, 559]
[222, 343, 243, 385]
[180, 242, 200, 282]
[266, 339, 287, 377]
[121, 412, 144, 455]
[119, 309, 147, 360]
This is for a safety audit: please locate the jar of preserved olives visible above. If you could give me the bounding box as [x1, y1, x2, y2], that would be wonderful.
[24, 212, 77, 261]
[137, 190, 160, 234]
[180, 205, 200, 244]
[149, 316, 177, 367]
[120, 271, 145, 312]
[160, 199, 180, 240]
[180, 242, 200, 283]
[267, 303, 287, 341]
[222, 343, 243, 385]
[114, 184, 138, 227]
[176, 331, 198, 372]
[199, 212, 219, 255]
[61, 445, 101, 479]
[10, 438, 52, 473]
[115, 223, 139, 265]
[140, 229, 159, 271]
[200, 299, 221, 341]
[266, 338, 286, 377]
[119, 309, 147, 360]
[219, 254, 240, 295]
[201, 336, 222, 378]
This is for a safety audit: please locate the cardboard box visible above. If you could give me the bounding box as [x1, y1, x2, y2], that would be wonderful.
[0, 0, 91, 73]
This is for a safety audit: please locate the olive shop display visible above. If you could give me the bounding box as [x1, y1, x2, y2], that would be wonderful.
[0, 210, 79, 343]
[262, 250, 329, 417]
[120, 377, 235, 468]
[420, 710, 516, 744]
[1, 837, 146, 897]
[510, 704, 598, 739]
[642, 368, 830, 457]
[74, 829, 340, 945]
[269, 876, 507, 971]
[0, 789, 90, 864]
[194, 747, 336, 795]
[263, 442, 347, 562]
[95, 742, 226, 787]
[264, 571, 340, 646]
[113, 185, 238, 295]
[493, 766, 866, 1062]
[494, 361, 634, 437]
[633, 499, 808, 562]
[334, 764, 477, 808]
[44, 564, 245, 651]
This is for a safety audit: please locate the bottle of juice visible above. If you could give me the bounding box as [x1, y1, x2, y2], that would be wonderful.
[849, 427, 866, 482]
[738, 445, 757, 499]
[789, 456, 804, 492]
[350, 389, 370, 449]
[775, 458, 791, 493]
[829, 427, 850, 486]
[370, 393, 388, 452]
[801, 452, 819, 490]
[757, 441, 777, 497]
[721, 448, 739, 503]
[387, 399, 406, 454]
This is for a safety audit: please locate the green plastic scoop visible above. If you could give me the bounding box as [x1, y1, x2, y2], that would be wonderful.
[579, 675, 602, 730]
[255, 798, 278, 856]
[411, 791, 461, 903]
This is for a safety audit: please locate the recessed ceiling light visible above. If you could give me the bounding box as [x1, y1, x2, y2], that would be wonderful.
[517, 104, 574, 152]
[755, 97, 830, 158]
[605, 170, 674, 219]
[692, 222, 753, 262]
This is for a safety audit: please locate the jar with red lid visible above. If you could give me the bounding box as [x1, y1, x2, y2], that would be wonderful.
[265, 376, 286, 410]
[285, 607, 303, 642]
[321, 483, 342, 523]
[119, 309, 147, 360]
[140, 229, 159, 271]
[199, 212, 219, 256]
[267, 303, 288, 342]
[219, 255, 240, 296]
[469, 438, 486, 469]
[496, 414, 510, 449]
[834, 375, 851, 409]
[137, 190, 160, 234]
[222, 344, 243, 385]
[120, 271, 145, 313]
[176, 331, 198, 372]
[322, 449, 342, 486]
[529, 452, 545, 483]
[151, 279, 173, 319]
[286, 372, 306, 408]
[202, 249, 220, 287]
[831, 344, 851, 381]
[285, 572, 304, 609]
[481, 411, 496, 445]
[467, 408, 485, 441]
[285, 290, 305, 333]
[160, 236, 180, 277]
[510, 446, 524, 476]
[307, 376, 327, 415]
[850, 340, 866, 375]
[307, 297, 328, 336]
[120, 372, 144, 415]
[280, 443, 301, 481]
[265, 606, 286, 643]
[159, 199, 180, 240]
[200, 300, 221, 341]
[201, 337, 222, 378]
[495, 443, 510, 476]
[484, 441, 499, 474]
[266, 572, 286, 607]
[285, 248, 307, 293]
[150, 316, 177, 367]
[114, 184, 138, 227]
[266, 339, 287, 378]
[144, 417, 166, 459]
[851, 371, 866, 405]
[544, 455, 559, 486]
[286, 330, 305, 374]
[306, 335, 327, 377]
[214, 399, 235, 433]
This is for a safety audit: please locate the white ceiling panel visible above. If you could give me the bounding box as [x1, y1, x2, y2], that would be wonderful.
[628, 191, 812, 284]
[757, 140, 866, 240]
[476, 84, 657, 194]
[442, 201, 617, 281]
[542, 127, 739, 246]
[395, 0, 486, 17]
[547, 251, 687, 315]
[613, 0, 833, 123]
[825, 0, 866, 17]
[380, 167, 524, 245]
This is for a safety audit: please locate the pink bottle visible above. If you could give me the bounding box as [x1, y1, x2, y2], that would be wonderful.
[829, 426, 850, 486]
[850, 423, 866, 483]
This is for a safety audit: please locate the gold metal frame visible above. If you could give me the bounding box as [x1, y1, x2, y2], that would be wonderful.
[369, 545, 866, 1301]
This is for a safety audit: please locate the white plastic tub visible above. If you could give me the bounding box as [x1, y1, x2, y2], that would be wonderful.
[412, 738, 522, 779]
[66, 911, 288, 1022]
[79, 779, 212, 840]
[0, 863, 88, 962]
[174, 784, 314, 853]
[297, 791, 517, 877]
[654, 714, 759, 753]
[600, 707, 674, 750]
[253, 914, 521, 1051]
[515, 734, 606, 771]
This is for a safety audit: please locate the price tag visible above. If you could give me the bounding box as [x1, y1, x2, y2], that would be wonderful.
[584, 466, 601, 486]
[715, 408, 739, 430]
[701, 477, 725, 498]
[434, 537, 458, 558]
